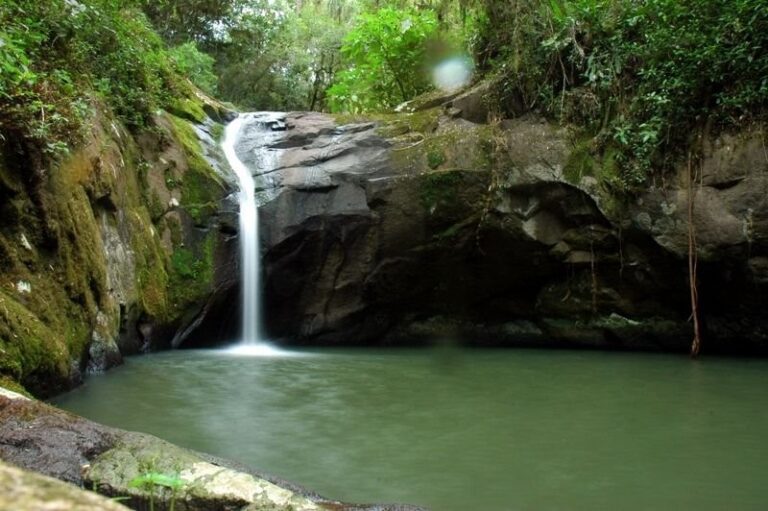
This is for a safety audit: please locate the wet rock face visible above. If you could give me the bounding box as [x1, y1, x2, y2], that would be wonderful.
[243, 109, 768, 353]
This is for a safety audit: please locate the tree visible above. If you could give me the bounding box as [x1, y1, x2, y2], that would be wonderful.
[327, 7, 438, 112]
[133, 0, 242, 45]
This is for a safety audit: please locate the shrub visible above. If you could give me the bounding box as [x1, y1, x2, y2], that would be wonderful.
[475, 0, 768, 189]
[0, 0, 189, 157]
[168, 42, 217, 95]
[327, 7, 438, 112]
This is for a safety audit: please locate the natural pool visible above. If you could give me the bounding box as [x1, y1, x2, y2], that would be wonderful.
[54, 347, 768, 511]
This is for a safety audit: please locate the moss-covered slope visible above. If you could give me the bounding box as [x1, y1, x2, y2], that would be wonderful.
[0, 95, 233, 397]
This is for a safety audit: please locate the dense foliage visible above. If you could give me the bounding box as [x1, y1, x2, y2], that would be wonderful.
[1, 0, 765, 186]
[209, 1, 352, 111]
[168, 42, 218, 95]
[132, 0, 241, 45]
[327, 8, 438, 112]
[475, 0, 768, 187]
[128, 0, 472, 112]
[0, 0, 190, 156]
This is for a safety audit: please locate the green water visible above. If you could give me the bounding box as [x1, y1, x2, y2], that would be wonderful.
[54, 348, 768, 511]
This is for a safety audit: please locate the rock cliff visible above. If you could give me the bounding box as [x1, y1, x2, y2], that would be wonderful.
[0, 94, 238, 395]
[203, 90, 768, 354]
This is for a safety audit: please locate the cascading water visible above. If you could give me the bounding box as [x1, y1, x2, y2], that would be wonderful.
[222, 116, 262, 343]
[221, 114, 292, 357]
[221, 113, 298, 357]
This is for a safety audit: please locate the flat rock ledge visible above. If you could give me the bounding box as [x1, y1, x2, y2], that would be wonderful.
[0, 386, 424, 511]
[0, 459, 131, 511]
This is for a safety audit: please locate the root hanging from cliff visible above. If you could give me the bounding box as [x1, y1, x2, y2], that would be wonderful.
[590, 237, 598, 314]
[687, 152, 702, 358]
[474, 118, 505, 254]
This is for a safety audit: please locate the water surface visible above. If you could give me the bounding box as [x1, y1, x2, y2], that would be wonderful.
[54, 348, 768, 510]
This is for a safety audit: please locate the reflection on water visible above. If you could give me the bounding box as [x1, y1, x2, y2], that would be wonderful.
[54, 348, 768, 511]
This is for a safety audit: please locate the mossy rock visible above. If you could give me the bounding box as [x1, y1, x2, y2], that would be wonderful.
[427, 149, 446, 169]
[168, 116, 226, 225]
[167, 232, 216, 317]
[563, 138, 596, 184]
[332, 109, 441, 139]
[87, 433, 325, 511]
[166, 98, 207, 124]
[0, 461, 131, 511]
[0, 375, 31, 398]
[209, 122, 225, 143]
[419, 171, 464, 209]
[0, 290, 71, 391]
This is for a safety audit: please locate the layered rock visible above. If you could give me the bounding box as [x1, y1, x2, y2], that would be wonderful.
[203, 96, 768, 353]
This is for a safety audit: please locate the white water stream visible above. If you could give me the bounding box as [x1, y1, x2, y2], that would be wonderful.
[222, 115, 276, 355]
[220, 113, 302, 356]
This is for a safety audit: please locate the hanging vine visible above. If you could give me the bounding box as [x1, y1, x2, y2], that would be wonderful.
[687, 151, 702, 358]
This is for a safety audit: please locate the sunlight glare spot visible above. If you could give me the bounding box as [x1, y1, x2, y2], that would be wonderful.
[432, 57, 473, 91]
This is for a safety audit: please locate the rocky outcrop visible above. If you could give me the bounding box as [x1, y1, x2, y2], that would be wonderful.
[209, 101, 768, 354]
[0, 387, 423, 511]
[0, 95, 238, 396]
[0, 459, 131, 511]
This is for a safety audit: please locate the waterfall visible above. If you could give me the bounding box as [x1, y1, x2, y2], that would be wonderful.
[222, 115, 262, 344]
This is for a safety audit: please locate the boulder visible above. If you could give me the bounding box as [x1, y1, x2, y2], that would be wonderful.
[0, 460, 130, 511]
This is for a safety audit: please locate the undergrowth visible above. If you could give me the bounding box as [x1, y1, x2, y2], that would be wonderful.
[0, 0, 192, 158]
[476, 0, 768, 190]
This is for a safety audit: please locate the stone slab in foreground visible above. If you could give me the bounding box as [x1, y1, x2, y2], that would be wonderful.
[0, 459, 131, 511]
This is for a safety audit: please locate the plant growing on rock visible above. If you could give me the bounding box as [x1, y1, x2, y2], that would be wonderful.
[129, 470, 185, 511]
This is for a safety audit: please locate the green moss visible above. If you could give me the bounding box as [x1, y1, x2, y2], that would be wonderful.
[59, 187, 109, 312]
[0, 290, 70, 385]
[136, 160, 150, 191]
[163, 168, 179, 190]
[168, 116, 225, 224]
[167, 217, 182, 246]
[405, 109, 441, 135]
[563, 135, 627, 193]
[137, 266, 169, 320]
[0, 376, 32, 398]
[599, 145, 622, 185]
[181, 171, 218, 223]
[166, 97, 207, 124]
[119, 198, 170, 321]
[167, 233, 215, 316]
[332, 108, 440, 139]
[209, 123, 225, 143]
[0, 96, 230, 390]
[147, 192, 165, 222]
[427, 149, 446, 169]
[0, 131, 134, 394]
[419, 171, 463, 209]
[563, 139, 595, 184]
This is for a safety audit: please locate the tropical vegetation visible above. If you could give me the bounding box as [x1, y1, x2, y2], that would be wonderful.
[1, 0, 766, 186]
